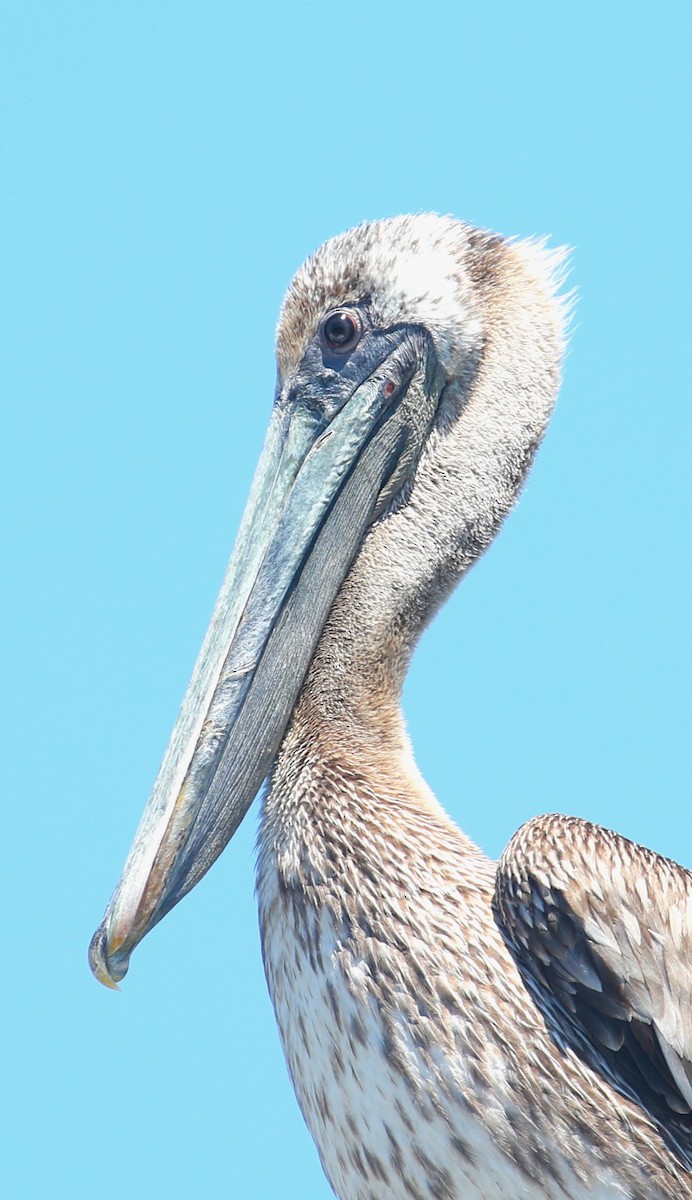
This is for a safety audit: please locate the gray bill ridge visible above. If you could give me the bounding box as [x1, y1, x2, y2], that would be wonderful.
[89, 318, 443, 986]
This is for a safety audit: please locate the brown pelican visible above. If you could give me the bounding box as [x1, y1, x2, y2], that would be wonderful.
[90, 215, 692, 1198]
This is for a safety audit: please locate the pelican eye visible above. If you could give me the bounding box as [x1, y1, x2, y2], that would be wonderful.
[321, 309, 362, 354]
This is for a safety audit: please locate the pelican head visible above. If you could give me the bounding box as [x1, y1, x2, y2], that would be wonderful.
[90, 214, 566, 987]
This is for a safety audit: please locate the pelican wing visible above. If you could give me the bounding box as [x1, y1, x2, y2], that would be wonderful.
[494, 814, 692, 1133]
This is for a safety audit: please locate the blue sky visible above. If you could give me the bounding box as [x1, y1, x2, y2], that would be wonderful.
[4, 3, 691, 1197]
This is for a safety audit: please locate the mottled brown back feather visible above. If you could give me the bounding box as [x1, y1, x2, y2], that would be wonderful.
[495, 813, 692, 1165]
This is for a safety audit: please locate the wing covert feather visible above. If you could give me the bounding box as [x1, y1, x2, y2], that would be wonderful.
[494, 814, 692, 1137]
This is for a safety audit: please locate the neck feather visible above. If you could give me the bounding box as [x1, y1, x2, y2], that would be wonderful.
[267, 235, 565, 839]
[291, 238, 564, 745]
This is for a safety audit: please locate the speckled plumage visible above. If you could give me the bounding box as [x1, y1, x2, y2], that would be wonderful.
[91, 215, 692, 1199]
[254, 217, 692, 1198]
